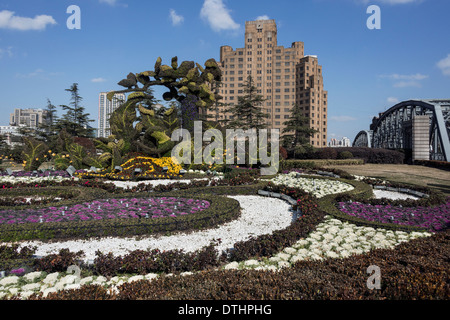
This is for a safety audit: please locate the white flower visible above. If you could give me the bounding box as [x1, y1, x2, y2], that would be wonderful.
[267, 175, 354, 198]
[65, 283, 81, 290]
[21, 283, 41, 291]
[128, 275, 145, 283]
[24, 271, 43, 282]
[42, 272, 59, 285]
[294, 239, 309, 248]
[95, 276, 107, 283]
[54, 281, 65, 291]
[0, 276, 19, 286]
[145, 273, 158, 280]
[284, 247, 297, 255]
[269, 256, 281, 262]
[290, 255, 304, 263]
[80, 276, 94, 285]
[9, 287, 19, 295]
[244, 259, 260, 267]
[275, 252, 291, 261]
[19, 290, 35, 299]
[277, 261, 291, 268]
[42, 287, 57, 298]
[325, 251, 339, 259]
[60, 274, 77, 285]
[224, 262, 239, 270]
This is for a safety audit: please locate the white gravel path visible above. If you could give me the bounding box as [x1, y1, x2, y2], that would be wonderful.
[372, 189, 419, 200]
[17, 196, 292, 262]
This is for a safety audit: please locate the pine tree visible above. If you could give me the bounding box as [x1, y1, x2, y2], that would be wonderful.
[56, 83, 95, 137]
[282, 103, 317, 157]
[225, 76, 268, 130]
[37, 98, 58, 141]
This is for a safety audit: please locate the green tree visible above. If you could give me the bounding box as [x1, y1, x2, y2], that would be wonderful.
[225, 76, 268, 130]
[282, 103, 317, 158]
[36, 98, 59, 143]
[56, 83, 95, 138]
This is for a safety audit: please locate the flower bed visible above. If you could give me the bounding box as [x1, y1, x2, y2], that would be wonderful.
[75, 156, 183, 180]
[0, 167, 447, 300]
[265, 172, 354, 198]
[223, 215, 433, 270]
[337, 199, 450, 232]
[0, 174, 76, 185]
[0, 170, 71, 178]
[23, 230, 448, 300]
[0, 194, 240, 242]
[0, 197, 210, 225]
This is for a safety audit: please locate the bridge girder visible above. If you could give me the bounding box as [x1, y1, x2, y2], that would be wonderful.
[356, 100, 450, 161]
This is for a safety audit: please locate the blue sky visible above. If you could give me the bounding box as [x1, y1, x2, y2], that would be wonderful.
[0, 0, 449, 142]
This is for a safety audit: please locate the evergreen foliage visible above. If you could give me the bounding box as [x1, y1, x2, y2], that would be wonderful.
[225, 76, 268, 130]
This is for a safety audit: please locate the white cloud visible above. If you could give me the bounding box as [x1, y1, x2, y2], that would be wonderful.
[0, 46, 13, 58]
[393, 81, 422, 88]
[379, 73, 428, 88]
[91, 77, 107, 83]
[99, 0, 118, 5]
[437, 54, 450, 76]
[99, 0, 127, 8]
[380, 73, 428, 80]
[387, 97, 399, 104]
[330, 116, 357, 122]
[200, 0, 240, 32]
[0, 10, 56, 31]
[169, 9, 184, 26]
[255, 15, 270, 21]
[15, 69, 45, 78]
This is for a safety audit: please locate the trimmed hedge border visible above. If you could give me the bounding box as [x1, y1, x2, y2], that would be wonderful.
[280, 159, 364, 171]
[0, 193, 241, 242]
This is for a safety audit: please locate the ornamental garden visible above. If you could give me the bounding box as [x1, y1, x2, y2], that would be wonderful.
[0, 57, 448, 300]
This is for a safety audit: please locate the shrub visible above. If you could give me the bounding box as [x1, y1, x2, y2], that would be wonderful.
[33, 249, 85, 273]
[414, 160, 450, 171]
[290, 147, 405, 164]
[338, 151, 354, 159]
[0, 244, 36, 273]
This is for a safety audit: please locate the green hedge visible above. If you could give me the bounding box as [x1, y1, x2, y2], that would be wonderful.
[413, 160, 450, 171]
[280, 159, 364, 171]
[0, 194, 241, 242]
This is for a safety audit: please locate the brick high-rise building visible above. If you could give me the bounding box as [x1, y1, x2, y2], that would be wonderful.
[214, 19, 328, 147]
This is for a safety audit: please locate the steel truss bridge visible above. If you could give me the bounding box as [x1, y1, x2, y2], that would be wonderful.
[353, 100, 450, 161]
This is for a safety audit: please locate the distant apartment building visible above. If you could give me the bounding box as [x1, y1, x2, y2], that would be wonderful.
[328, 137, 351, 147]
[0, 125, 22, 146]
[9, 108, 49, 128]
[98, 92, 126, 138]
[213, 19, 328, 147]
